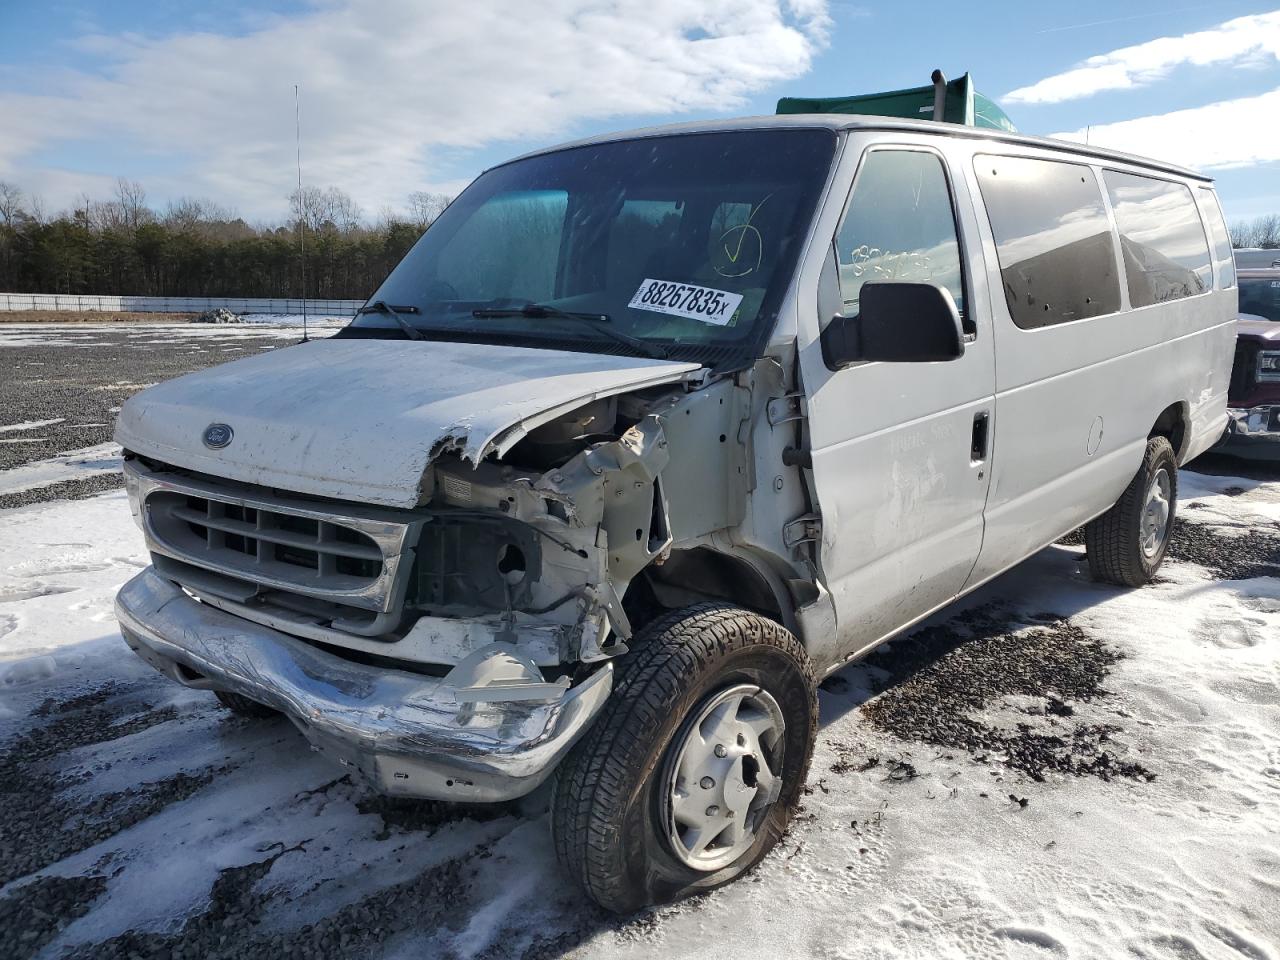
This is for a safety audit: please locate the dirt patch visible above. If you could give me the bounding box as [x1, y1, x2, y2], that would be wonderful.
[858, 608, 1153, 783]
[0, 875, 109, 960]
[67, 838, 478, 960]
[1056, 528, 1086, 547]
[0, 683, 213, 886]
[1165, 518, 1280, 581]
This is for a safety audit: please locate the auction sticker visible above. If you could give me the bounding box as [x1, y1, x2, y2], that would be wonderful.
[628, 278, 743, 326]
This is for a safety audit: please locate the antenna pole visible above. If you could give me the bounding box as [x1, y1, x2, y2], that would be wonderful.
[295, 83, 309, 343]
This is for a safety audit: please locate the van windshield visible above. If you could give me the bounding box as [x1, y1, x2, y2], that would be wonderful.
[345, 129, 837, 369]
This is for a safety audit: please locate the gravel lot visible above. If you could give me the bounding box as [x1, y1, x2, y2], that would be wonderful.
[0, 322, 1277, 960]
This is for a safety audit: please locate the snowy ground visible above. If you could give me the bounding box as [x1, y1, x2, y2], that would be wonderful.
[0, 323, 1277, 959]
[0, 473, 1273, 960]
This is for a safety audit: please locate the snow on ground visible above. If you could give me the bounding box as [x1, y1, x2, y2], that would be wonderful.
[0, 471, 1276, 960]
[0, 444, 122, 496]
[0, 319, 343, 349]
[0, 420, 66, 434]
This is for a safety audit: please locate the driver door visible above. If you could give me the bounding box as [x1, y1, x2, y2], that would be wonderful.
[797, 142, 996, 659]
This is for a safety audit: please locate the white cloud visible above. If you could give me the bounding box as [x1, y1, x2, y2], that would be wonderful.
[0, 0, 829, 219]
[1050, 87, 1280, 171]
[1005, 10, 1280, 105]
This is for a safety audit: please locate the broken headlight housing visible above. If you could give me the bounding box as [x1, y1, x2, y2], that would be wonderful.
[407, 514, 543, 614]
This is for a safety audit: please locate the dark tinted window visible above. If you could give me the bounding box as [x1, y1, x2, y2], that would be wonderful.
[1104, 171, 1210, 306]
[1196, 186, 1236, 289]
[975, 155, 1121, 329]
[1238, 275, 1280, 321]
[832, 150, 966, 329]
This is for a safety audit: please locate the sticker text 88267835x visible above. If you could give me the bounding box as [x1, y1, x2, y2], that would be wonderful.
[627, 279, 743, 327]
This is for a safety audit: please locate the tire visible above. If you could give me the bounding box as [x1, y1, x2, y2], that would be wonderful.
[214, 689, 279, 718]
[1085, 435, 1177, 587]
[551, 603, 817, 914]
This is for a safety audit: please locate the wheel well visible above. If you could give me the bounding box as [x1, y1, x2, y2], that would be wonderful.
[636, 547, 793, 633]
[1149, 402, 1188, 462]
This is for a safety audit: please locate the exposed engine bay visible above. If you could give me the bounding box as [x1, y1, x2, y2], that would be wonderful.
[123, 372, 768, 680]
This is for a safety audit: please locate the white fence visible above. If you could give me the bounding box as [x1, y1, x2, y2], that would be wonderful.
[0, 293, 364, 316]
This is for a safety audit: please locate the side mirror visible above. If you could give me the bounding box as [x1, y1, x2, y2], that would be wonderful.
[821, 282, 965, 369]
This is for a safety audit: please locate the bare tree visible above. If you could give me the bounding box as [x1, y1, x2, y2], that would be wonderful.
[26, 192, 46, 225]
[1231, 213, 1280, 249]
[114, 177, 150, 230]
[1260, 213, 1280, 249]
[163, 196, 234, 231]
[0, 182, 23, 226]
[290, 185, 363, 233]
[407, 191, 451, 229]
[325, 187, 363, 233]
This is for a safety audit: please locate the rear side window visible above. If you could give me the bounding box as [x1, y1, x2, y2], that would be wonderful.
[975, 155, 1121, 329]
[1103, 171, 1211, 307]
[1196, 186, 1236, 289]
[832, 149, 968, 331]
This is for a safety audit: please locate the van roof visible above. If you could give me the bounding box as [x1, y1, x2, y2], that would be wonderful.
[505, 114, 1211, 184]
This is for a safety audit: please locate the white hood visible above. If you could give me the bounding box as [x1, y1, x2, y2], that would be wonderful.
[116, 338, 702, 508]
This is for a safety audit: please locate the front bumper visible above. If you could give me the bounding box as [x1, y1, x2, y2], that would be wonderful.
[1225, 404, 1280, 438]
[115, 567, 612, 801]
[1219, 405, 1280, 459]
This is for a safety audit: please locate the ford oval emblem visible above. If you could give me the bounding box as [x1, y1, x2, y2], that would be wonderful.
[203, 423, 234, 449]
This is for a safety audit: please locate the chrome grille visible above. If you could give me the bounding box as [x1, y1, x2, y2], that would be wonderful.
[155, 492, 384, 587]
[126, 459, 419, 619]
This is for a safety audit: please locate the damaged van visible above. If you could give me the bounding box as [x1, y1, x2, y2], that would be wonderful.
[115, 109, 1235, 911]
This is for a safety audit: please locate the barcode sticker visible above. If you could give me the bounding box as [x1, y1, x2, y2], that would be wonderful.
[627, 279, 743, 326]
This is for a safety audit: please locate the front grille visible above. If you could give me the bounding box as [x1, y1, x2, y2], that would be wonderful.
[1229, 342, 1256, 402]
[154, 491, 385, 588]
[128, 459, 418, 626]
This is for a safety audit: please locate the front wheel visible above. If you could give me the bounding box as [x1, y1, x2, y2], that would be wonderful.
[1085, 435, 1177, 587]
[551, 604, 817, 913]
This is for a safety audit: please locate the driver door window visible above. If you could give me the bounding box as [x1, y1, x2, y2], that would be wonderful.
[832, 149, 968, 332]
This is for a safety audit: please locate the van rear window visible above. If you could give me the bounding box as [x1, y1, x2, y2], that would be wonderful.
[1103, 171, 1211, 307]
[1197, 186, 1235, 290]
[975, 155, 1121, 329]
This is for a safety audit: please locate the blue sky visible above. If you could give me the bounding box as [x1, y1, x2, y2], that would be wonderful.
[1, 0, 1278, 225]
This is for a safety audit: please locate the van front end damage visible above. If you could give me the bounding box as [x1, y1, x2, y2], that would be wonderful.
[116, 372, 757, 799]
[116, 568, 613, 801]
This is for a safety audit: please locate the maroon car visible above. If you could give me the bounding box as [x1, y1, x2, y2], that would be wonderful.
[1222, 265, 1280, 457]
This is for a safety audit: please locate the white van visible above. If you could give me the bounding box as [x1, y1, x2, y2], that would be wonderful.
[114, 114, 1235, 911]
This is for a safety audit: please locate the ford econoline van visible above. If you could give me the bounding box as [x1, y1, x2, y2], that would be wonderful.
[114, 113, 1235, 911]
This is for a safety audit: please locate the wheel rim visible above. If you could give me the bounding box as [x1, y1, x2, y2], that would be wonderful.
[663, 683, 785, 872]
[1140, 467, 1173, 559]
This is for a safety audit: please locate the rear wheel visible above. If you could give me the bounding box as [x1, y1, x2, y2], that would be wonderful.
[1085, 435, 1177, 587]
[551, 603, 817, 913]
[214, 689, 279, 719]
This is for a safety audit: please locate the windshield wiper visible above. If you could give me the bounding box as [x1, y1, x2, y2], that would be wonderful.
[355, 300, 424, 341]
[471, 302, 669, 359]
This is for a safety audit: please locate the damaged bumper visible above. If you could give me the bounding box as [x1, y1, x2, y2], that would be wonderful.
[1219, 405, 1280, 459]
[1224, 404, 1280, 438]
[115, 567, 613, 801]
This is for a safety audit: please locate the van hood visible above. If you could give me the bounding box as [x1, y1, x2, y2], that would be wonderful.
[116, 338, 702, 508]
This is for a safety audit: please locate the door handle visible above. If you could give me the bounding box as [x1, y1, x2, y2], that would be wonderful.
[971, 411, 990, 463]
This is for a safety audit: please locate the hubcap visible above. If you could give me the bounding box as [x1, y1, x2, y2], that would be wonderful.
[1141, 467, 1172, 559]
[663, 684, 785, 872]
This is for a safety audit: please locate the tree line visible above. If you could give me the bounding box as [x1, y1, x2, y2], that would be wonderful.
[0, 178, 452, 299]
[1230, 214, 1280, 250]
[1, 176, 1277, 299]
